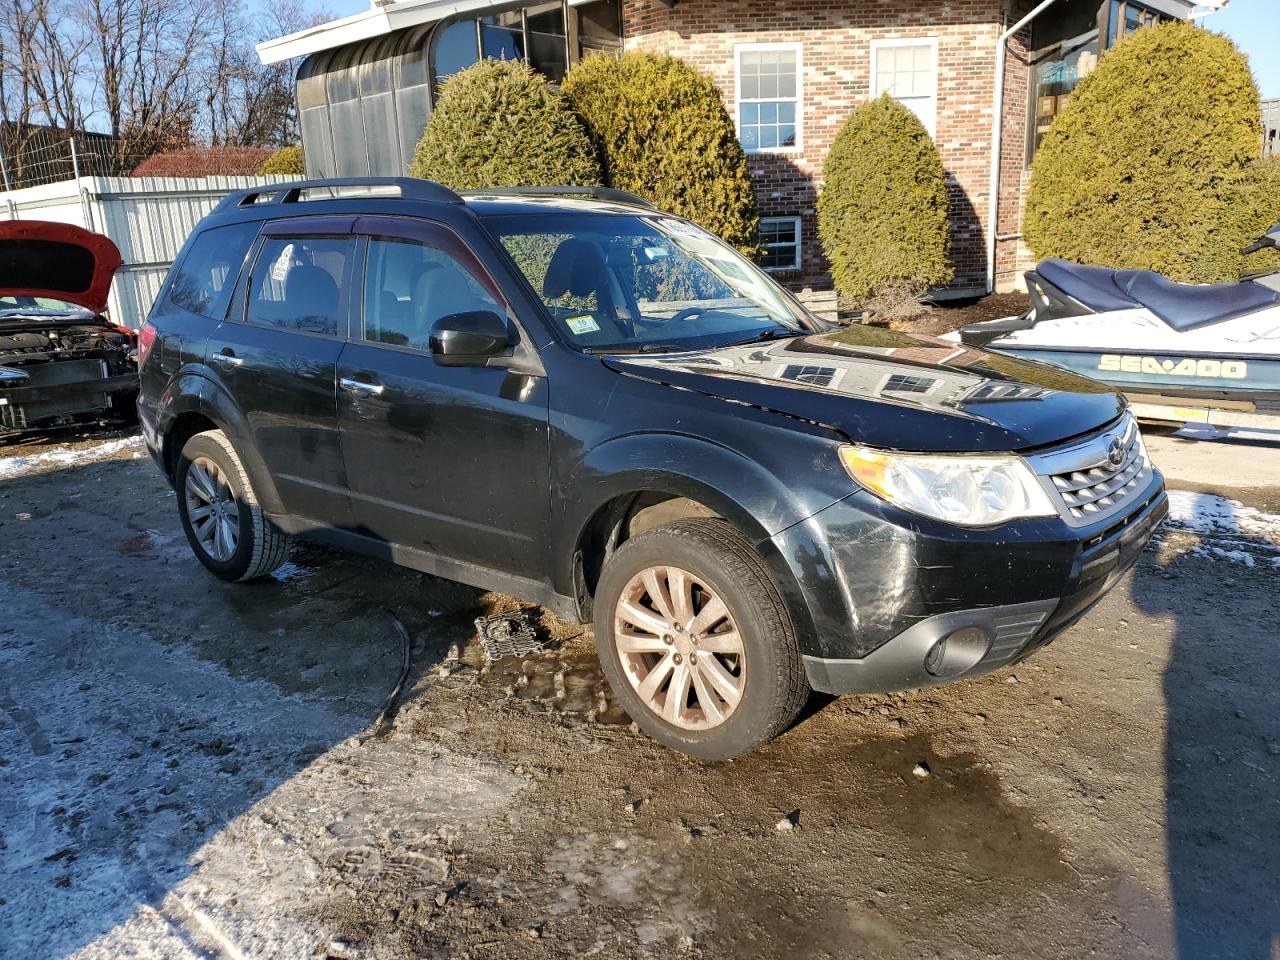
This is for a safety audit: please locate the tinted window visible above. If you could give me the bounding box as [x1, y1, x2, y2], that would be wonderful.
[159, 222, 259, 320]
[158, 221, 257, 320]
[246, 236, 353, 337]
[362, 238, 500, 350]
[434, 21, 479, 86]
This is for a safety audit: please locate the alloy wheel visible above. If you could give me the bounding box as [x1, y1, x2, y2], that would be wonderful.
[184, 456, 240, 563]
[612, 565, 746, 730]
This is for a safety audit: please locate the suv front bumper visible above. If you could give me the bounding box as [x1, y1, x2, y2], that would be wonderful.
[772, 474, 1168, 695]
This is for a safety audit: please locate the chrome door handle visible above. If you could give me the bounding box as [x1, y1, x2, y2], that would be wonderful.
[340, 377, 385, 398]
[213, 352, 244, 367]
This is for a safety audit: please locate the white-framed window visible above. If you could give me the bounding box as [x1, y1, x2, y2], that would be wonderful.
[734, 42, 803, 153]
[758, 216, 802, 271]
[870, 38, 939, 137]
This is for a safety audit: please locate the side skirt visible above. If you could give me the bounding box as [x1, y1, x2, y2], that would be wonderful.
[269, 514, 583, 623]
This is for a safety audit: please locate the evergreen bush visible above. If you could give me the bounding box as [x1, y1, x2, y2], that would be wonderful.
[258, 145, 304, 176]
[1024, 22, 1262, 283]
[409, 59, 601, 190]
[561, 52, 760, 254]
[816, 94, 952, 305]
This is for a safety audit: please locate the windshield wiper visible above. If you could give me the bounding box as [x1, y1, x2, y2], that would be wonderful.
[585, 343, 689, 355]
[719, 326, 802, 348]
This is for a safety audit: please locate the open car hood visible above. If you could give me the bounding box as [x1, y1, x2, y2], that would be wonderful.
[603, 325, 1127, 453]
[0, 220, 123, 315]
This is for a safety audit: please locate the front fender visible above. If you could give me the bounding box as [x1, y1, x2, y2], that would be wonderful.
[157, 366, 285, 514]
[553, 430, 847, 656]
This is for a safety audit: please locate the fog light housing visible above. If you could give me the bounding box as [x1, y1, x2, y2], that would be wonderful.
[924, 626, 992, 678]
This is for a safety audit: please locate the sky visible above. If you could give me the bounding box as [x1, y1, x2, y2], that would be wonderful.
[1205, 0, 1280, 99]
[302, 0, 1279, 98]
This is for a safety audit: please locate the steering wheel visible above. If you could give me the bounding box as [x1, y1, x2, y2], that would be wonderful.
[669, 306, 708, 324]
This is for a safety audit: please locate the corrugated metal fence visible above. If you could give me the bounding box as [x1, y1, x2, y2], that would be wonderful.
[0, 175, 293, 328]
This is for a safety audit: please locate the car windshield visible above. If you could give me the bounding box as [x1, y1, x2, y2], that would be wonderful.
[484, 213, 814, 352]
[0, 295, 92, 318]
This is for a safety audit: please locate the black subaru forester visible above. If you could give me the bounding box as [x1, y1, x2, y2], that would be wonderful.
[137, 178, 1168, 760]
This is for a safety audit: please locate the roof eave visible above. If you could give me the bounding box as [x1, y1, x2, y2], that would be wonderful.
[255, 0, 516, 64]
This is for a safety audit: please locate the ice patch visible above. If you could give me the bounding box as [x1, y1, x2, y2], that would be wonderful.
[1163, 490, 1280, 568]
[269, 562, 308, 583]
[0, 434, 145, 480]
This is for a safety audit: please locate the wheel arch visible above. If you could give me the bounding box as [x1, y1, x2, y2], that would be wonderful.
[158, 370, 284, 514]
[559, 436, 824, 656]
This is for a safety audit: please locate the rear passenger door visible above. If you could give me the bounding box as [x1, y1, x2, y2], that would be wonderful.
[336, 218, 551, 580]
[207, 217, 357, 526]
[145, 220, 260, 395]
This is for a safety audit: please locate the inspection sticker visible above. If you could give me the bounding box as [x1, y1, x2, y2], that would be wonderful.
[565, 314, 601, 335]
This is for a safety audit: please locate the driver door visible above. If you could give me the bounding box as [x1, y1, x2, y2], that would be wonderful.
[336, 217, 551, 580]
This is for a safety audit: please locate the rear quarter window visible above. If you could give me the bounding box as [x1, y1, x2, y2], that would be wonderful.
[157, 221, 259, 320]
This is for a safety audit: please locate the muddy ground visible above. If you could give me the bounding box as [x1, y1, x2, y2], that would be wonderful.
[884, 292, 1031, 337]
[1, 427, 1278, 960]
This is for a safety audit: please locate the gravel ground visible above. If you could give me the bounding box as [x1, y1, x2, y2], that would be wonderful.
[0, 427, 1277, 959]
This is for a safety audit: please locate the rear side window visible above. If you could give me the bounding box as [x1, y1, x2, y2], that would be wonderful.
[159, 222, 258, 320]
[362, 238, 500, 350]
[246, 236, 354, 338]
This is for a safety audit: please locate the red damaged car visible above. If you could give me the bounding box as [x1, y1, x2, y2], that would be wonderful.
[0, 220, 137, 440]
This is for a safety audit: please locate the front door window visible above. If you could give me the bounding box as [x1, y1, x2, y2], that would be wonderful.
[361, 237, 502, 350]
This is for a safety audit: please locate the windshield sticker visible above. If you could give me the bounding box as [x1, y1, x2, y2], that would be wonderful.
[270, 243, 294, 283]
[565, 314, 601, 335]
[658, 218, 713, 240]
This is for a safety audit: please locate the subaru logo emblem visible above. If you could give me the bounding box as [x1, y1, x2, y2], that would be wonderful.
[1106, 437, 1125, 467]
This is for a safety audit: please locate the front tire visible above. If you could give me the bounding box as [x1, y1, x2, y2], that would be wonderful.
[175, 429, 290, 582]
[594, 518, 809, 760]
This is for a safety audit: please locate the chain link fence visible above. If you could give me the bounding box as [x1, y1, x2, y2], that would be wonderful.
[0, 133, 156, 191]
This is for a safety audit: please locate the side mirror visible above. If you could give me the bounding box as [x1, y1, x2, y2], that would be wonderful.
[429, 310, 512, 366]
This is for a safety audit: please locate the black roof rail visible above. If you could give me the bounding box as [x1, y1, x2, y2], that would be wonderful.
[213, 177, 463, 213]
[461, 185, 658, 209]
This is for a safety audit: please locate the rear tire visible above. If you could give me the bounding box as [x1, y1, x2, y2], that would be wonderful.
[175, 429, 290, 583]
[594, 518, 809, 760]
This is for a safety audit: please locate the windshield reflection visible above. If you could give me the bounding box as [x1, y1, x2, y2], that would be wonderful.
[485, 213, 813, 352]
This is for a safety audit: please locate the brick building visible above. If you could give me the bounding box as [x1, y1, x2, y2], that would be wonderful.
[258, 0, 1206, 296]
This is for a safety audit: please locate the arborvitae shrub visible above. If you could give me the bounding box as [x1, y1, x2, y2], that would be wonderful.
[561, 52, 760, 255]
[258, 145, 304, 176]
[1240, 155, 1280, 276]
[816, 94, 952, 305]
[410, 59, 601, 190]
[1024, 21, 1263, 283]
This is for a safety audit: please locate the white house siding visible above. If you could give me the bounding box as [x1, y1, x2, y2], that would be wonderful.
[0, 175, 293, 328]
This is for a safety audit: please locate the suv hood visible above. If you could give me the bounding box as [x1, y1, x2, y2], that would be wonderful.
[603, 326, 1125, 452]
[0, 220, 123, 315]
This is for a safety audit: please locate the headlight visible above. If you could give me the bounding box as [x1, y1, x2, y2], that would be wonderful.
[839, 446, 1057, 527]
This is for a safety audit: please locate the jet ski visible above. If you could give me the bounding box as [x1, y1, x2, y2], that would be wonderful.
[955, 222, 1280, 429]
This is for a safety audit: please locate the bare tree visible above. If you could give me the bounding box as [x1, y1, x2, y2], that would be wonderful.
[83, 0, 213, 160]
[0, 0, 89, 178]
[204, 5, 328, 148]
[1, 0, 325, 183]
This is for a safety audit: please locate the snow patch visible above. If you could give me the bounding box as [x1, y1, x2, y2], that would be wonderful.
[0, 583, 524, 959]
[0, 434, 145, 480]
[1163, 490, 1280, 568]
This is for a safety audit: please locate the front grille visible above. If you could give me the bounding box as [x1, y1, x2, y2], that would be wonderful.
[1027, 415, 1154, 527]
[1050, 425, 1146, 521]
